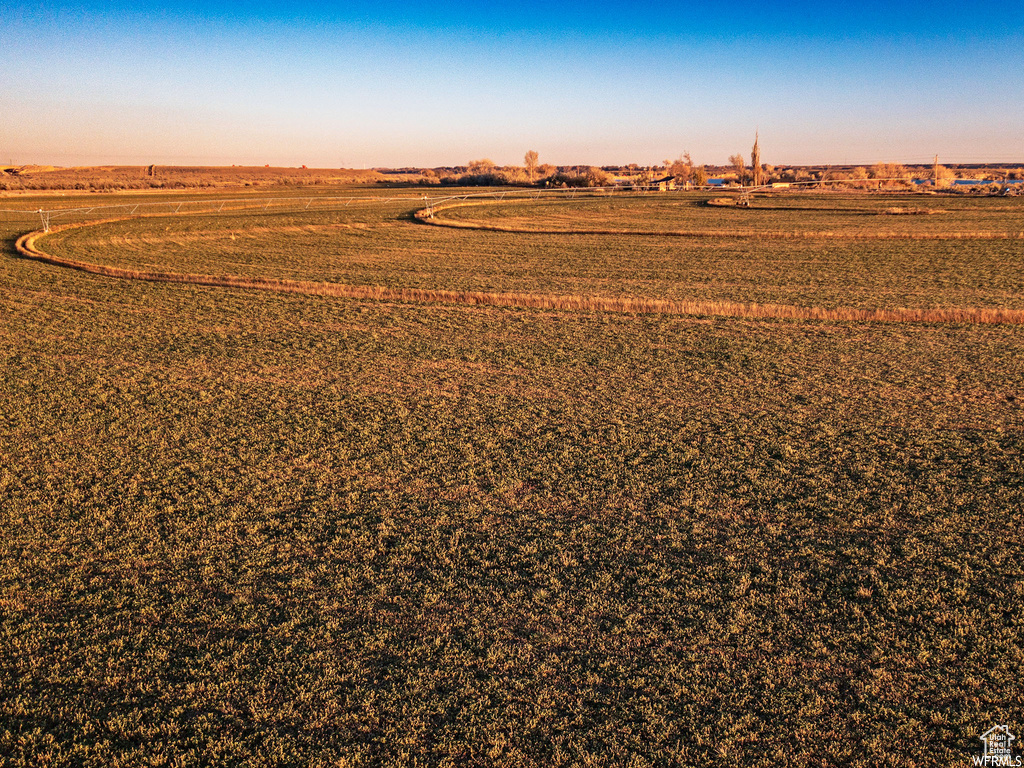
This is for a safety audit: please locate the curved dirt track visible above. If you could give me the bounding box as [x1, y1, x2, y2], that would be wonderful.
[14, 217, 1024, 325]
[415, 199, 1024, 240]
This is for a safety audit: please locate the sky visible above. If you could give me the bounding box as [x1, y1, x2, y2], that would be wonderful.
[2, 1, 1023, 168]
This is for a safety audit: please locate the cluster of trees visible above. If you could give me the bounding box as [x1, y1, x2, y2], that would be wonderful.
[412, 137, 1017, 191]
[411, 137, 757, 188]
[661, 152, 709, 186]
[543, 166, 615, 188]
[436, 150, 715, 189]
[827, 163, 944, 188]
[426, 153, 613, 187]
[420, 155, 554, 186]
[726, 133, 768, 186]
[823, 163, 913, 187]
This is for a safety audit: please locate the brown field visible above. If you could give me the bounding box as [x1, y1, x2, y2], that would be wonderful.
[0, 164, 387, 192]
[1, 184, 1022, 767]
[15, 217, 1024, 326]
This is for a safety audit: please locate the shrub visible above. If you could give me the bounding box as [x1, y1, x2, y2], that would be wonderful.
[870, 163, 911, 186]
[542, 167, 613, 188]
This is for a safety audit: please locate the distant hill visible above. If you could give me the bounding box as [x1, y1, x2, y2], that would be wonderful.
[0, 165, 386, 192]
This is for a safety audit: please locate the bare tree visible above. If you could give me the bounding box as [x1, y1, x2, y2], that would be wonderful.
[729, 153, 745, 185]
[467, 158, 496, 175]
[524, 150, 539, 181]
[933, 163, 956, 188]
[670, 152, 694, 184]
[847, 166, 870, 188]
[870, 162, 909, 186]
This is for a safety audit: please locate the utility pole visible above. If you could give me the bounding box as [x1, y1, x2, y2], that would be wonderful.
[933, 154, 939, 186]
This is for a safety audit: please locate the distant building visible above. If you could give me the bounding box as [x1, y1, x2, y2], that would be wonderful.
[653, 176, 677, 191]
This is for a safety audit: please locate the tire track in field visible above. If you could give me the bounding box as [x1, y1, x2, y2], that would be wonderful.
[415, 200, 1024, 240]
[14, 219, 1024, 325]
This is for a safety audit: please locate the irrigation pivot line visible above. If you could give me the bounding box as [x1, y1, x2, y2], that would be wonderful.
[0, 184, 731, 225]
[0, 192, 427, 222]
[0, 178, 943, 229]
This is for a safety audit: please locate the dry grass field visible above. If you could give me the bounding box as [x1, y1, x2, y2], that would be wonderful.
[27, 190, 1024, 316]
[1, 187, 1022, 766]
[0, 165, 386, 192]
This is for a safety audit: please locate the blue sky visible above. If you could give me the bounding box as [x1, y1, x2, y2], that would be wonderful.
[3, 1, 1022, 167]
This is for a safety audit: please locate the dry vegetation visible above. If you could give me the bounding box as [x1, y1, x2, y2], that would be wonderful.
[0, 164, 385, 192]
[881, 206, 944, 215]
[1, 186, 1022, 766]
[16, 218, 1024, 325]
[20, 190, 1024, 314]
[425, 195, 1023, 239]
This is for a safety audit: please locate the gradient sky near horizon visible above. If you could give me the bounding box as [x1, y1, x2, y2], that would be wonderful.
[3, 1, 1023, 168]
